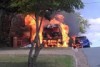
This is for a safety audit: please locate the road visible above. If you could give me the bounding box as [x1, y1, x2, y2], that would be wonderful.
[82, 47, 100, 67]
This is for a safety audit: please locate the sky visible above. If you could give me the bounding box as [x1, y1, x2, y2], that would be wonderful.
[78, 0, 100, 47]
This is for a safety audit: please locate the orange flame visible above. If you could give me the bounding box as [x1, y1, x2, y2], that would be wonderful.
[24, 14, 69, 47]
[50, 14, 69, 47]
[25, 15, 44, 44]
[25, 15, 36, 42]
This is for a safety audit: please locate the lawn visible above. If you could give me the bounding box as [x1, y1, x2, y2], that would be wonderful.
[0, 55, 74, 67]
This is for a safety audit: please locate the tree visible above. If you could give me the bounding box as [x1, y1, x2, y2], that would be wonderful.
[0, 0, 19, 46]
[76, 13, 90, 33]
[1, 0, 84, 67]
[0, 9, 12, 47]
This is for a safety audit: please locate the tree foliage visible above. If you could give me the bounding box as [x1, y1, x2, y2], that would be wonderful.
[76, 13, 90, 33]
[9, 0, 84, 14]
[79, 18, 90, 33]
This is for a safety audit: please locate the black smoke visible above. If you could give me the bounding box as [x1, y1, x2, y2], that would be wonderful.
[60, 11, 80, 36]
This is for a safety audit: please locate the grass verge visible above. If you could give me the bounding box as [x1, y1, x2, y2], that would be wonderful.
[0, 55, 74, 67]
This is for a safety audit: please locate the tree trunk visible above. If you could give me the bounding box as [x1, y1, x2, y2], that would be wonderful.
[28, 42, 35, 67]
[28, 14, 42, 67]
[32, 14, 40, 67]
[28, 35, 41, 67]
[28, 24, 35, 67]
[32, 46, 41, 67]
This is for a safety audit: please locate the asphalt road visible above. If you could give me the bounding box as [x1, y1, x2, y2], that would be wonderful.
[82, 47, 100, 67]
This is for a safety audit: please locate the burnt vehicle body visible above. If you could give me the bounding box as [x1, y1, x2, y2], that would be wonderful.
[75, 36, 91, 48]
[42, 24, 63, 47]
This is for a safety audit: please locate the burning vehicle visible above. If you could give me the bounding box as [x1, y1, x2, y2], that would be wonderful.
[11, 14, 70, 47]
[10, 14, 91, 48]
[10, 13, 91, 48]
[42, 24, 63, 47]
[75, 36, 91, 48]
[24, 14, 69, 47]
[70, 36, 91, 48]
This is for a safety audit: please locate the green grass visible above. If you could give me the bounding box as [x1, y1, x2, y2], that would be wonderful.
[0, 55, 74, 67]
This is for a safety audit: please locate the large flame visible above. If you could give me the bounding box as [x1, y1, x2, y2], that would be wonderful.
[50, 14, 69, 47]
[59, 23, 69, 47]
[25, 15, 43, 44]
[25, 14, 69, 47]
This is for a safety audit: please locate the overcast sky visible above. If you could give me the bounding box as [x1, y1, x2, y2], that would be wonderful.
[78, 0, 100, 47]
